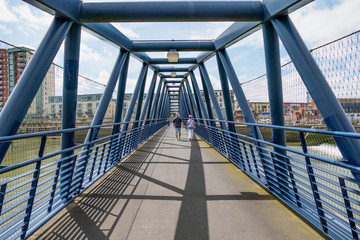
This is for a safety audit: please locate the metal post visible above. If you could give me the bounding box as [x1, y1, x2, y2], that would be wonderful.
[149, 79, 163, 123]
[0, 17, 72, 164]
[190, 72, 208, 121]
[216, 53, 235, 131]
[263, 21, 291, 194]
[140, 72, 157, 126]
[76, 50, 129, 192]
[133, 63, 149, 128]
[121, 63, 148, 132]
[144, 73, 158, 124]
[180, 88, 191, 118]
[216, 52, 243, 166]
[182, 84, 195, 118]
[186, 77, 203, 120]
[110, 49, 130, 163]
[156, 85, 167, 121]
[60, 23, 81, 193]
[199, 67, 216, 127]
[217, 49, 271, 187]
[184, 79, 200, 120]
[199, 63, 227, 130]
[113, 49, 130, 134]
[271, 15, 360, 170]
[83, 50, 129, 142]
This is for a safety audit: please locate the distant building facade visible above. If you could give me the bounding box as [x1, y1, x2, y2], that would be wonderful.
[49, 94, 116, 120]
[0, 47, 55, 117]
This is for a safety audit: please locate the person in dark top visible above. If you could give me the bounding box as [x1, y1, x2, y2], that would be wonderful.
[172, 113, 183, 141]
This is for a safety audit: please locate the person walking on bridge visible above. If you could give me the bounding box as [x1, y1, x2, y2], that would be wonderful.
[172, 113, 183, 141]
[187, 115, 195, 141]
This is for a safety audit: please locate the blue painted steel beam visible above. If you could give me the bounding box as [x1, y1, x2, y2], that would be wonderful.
[199, 66, 216, 127]
[199, 63, 227, 130]
[262, 22, 286, 147]
[190, 72, 208, 122]
[184, 83, 197, 119]
[216, 52, 235, 130]
[158, 87, 168, 120]
[185, 78, 201, 120]
[162, 75, 186, 79]
[132, 41, 215, 52]
[156, 67, 189, 72]
[60, 23, 81, 190]
[0, 17, 72, 164]
[165, 80, 182, 84]
[113, 49, 130, 134]
[140, 72, 157, 126]
[263, 21, 290, 192]
[217, 49, 261, 136]
[149, 58, 197, 64]
[149, 80, 163, 122]
[155, 85, 167, 120]
[271, 15, 360, 169]
[121, 64, 148, 132]
[181, 86, 194, 118]
[263, 0, 313, 20]
[78, 50, 130, 174]
[133, 64, 149, 129]
[79, 1, 264, 22]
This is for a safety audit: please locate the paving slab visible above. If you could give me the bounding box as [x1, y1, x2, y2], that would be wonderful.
[29, 126, 325, 240]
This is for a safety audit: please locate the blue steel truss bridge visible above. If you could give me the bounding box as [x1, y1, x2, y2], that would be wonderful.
[0, 1, 360, 239]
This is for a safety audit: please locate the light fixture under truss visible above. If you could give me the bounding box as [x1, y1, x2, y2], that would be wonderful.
[167, 49, 179, 63]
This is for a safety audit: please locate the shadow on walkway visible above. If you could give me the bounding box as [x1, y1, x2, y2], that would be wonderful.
[30, 127, 323, 240]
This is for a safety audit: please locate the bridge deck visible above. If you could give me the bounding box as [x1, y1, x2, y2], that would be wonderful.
[30, 127, 324, 240]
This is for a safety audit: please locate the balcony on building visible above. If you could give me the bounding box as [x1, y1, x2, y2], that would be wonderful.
[20, 63, 26, 68]
[18, 52, 26, 57]
[20, 57, 26, 63]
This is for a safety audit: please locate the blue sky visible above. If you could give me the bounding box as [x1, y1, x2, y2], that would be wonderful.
[0, 0, 360, 95]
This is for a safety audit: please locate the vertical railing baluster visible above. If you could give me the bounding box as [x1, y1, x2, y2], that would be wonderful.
[76, 128, 94, 194]
[88, 146, 99, 182]
[48, 161, 61, 213]
[21, 135, 47, 239]
[249, 144, 261, 178]
[299, 131, 328, 234]
[98, 144, 106, 176]
[242, 142, 252, 173]
[0, 183, 7, 215]
[338, 177, 358, 239]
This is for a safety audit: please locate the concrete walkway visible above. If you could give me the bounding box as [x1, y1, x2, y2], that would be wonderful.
[30, 126, 325, 240]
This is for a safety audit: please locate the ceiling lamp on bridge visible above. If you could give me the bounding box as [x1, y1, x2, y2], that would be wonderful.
[171, 72, 176, 77]
[167, 49, 179, 63]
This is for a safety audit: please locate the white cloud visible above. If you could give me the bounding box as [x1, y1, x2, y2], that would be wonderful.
[80, 43, 102, 63]
[96, 70, 110, 85]
[291, 0, 360, 47]
[112, 23, 140, 39]
[0, 0, 17, 22]
[190, 22, 233, 40]
[12, 4, 52, 30]
[0, 24, 12, 34]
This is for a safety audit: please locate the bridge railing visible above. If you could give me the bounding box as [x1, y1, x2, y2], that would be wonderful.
[0, 119, 166, 240]
[194, 118, 360, 240]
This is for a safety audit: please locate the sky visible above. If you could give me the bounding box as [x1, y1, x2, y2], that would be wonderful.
[0, 0, 360, 96]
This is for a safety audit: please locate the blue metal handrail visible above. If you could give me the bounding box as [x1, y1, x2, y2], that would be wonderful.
[193, 118, 360, 240]
[0, 119, 166, 239]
